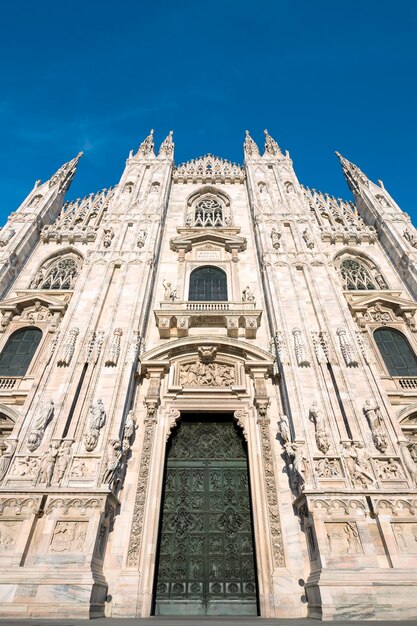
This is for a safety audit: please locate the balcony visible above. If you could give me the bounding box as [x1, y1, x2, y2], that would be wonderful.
[155, 301, 262, 339]
[0, 376, 34, 399]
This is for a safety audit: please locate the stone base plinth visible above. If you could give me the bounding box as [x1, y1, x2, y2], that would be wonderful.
[306, 569, 417, 620]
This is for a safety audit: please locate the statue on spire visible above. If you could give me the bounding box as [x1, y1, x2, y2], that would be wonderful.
[159, 130, 174, 157]
[48, 152, 83, 193]
[336, 151, 369, 195]
[244, 130, 260, 158]
[264, 129, 281, 156]
[137, 129, 155, 157]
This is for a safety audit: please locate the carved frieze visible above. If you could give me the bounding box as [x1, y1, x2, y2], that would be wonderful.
[178, 361, 235, 387]
[70, 457, 99, 480]
[325, 522, 362, 555]
[50, 521, 88, 553]
[392, 523, 417, 553]
[0, 521, 21, 551]
[314, 457, 343, 478]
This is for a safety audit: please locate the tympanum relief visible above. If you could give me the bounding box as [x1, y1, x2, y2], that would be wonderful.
[178, 349, 236, 388]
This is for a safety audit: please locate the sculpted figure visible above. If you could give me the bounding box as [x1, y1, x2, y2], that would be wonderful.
[84, 398, 106, 451]
[302, 229, 315, 249]
[363, 398, 388, 453]
[342, 441, 375, 487]
[136, 230, 147, 248]
[270, 227, 281, 250]
[277, 413, 291, 444]
[309, 402, 330, 453]
[0, 227, 15, 247]
[30, 269, 45, 289]
[38, 441, 60, 486]
[102, 226, 114, 248]
[123, 410, 137, 449]
[285, 442, 310, 490]
[404, 228, 417, 248]
[401, 442, 417, 486]
[0, 439, 17, 483]
[54, 440, 72, 485]
[27, 400, 54, 452]
[242, 286, 255, 302]
[162, 279, 176, 301]
[102, 439, 123, 487]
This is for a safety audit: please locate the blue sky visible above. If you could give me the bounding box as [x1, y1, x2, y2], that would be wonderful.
[0, 1, 416, 223]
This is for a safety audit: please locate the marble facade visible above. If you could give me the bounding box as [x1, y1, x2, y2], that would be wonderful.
[0, 130, 416, 619]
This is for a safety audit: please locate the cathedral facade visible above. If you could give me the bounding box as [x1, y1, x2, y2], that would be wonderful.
[0, 129, 416, 620]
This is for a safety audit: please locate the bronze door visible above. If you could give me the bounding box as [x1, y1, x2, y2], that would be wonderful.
[153, 416, 258, 615]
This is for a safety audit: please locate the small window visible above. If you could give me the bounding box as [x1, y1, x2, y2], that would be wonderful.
[374, 328, 417, 377]
[0, 327, 42, 377]
[189, 266, 227, 301]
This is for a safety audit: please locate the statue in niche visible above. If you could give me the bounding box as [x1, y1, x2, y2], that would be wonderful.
[102, 225, 114, 248]
[136, 230, 147, 248]
[242, 285, 255, 302]
[0, 439, 17, 483]
[102, 439, 123, 487]
[404, 228, 417, 248]
[54, 440, 72, 485]
[123, 410, 137, 450]
[363, 398, 388, 453]
[162, 279, 176, 301]
[400, 442, 417, 486]
[309, 402, 330, 454]
[270, 227, 281, 250]
[375, 273, 388, 289]
[285, 442, 310, 490]
[277, 413, 291, 444]
[27, 400, 54, 452]
[0, 227, 15, 247]
[29, 269, 45, 289]
[38, 441, 60, 487]
[84, 398, 106, 451]
[302, 229, 315, 249]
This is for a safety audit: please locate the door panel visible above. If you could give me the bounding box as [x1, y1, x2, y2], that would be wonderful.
[154, 418, 258, 616]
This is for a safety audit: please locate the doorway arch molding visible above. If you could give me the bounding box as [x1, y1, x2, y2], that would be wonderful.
[130, 337, 283, 617]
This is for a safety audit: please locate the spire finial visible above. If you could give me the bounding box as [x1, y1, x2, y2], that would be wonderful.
[263, 129, 281, 156]
[137, 129, 155, 157]
[335, 151, 369, 194]
[48, 151, 83, 193]
[159, 130, 174, 158]
[244, 130, 260, 158]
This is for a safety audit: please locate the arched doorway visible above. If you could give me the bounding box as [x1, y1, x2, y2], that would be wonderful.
[153, 413, 258, 616]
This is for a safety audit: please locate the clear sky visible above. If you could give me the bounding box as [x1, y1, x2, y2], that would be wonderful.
[0, 1, 416, 223]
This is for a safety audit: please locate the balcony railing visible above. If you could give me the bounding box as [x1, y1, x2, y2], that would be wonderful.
[159, 300, 256, 311]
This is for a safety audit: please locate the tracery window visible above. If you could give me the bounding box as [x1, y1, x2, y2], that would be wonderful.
[194, 198, 223, 228]
[339, 258, 376, 290]
[30, 255, 81, 290]
[0, 327, 42, 377]
[374, 327, 417, 377]
[189, 266, 228, 301]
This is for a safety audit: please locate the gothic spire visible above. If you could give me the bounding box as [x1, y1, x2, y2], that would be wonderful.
[336, 151, 369, 195]
[137, 129, 155, 157]
[158, 130, 174, 158]
[243, 130, 260, 158]
[263, 129, 282, 156]
[48, 151, 83, 194]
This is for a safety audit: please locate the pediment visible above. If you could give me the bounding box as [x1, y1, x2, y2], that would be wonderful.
[170, 230, 246, 253]
[0, 292, 68, 315]
[345, 291, 417, 315]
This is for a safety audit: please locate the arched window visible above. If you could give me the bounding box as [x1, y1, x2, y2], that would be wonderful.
[339, 258, 376, 290]
[189, 266, 228, 301]
[374, 328, 417, 377]
[0, 327, 42, 377]
[194, 198, 223, 227]
[30, 255, 81, 290]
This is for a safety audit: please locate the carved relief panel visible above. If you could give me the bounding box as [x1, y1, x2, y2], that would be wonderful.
[50, 521, 88, 553]
[325, 522, 363, 556]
